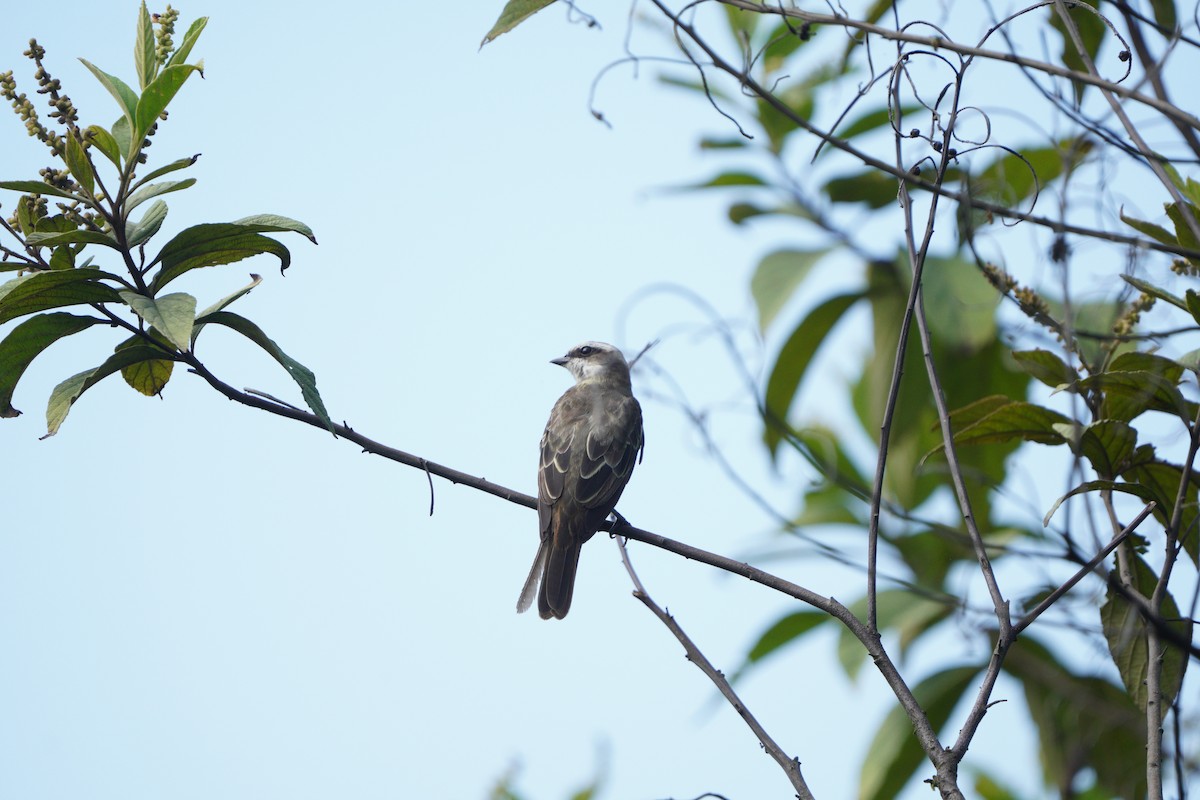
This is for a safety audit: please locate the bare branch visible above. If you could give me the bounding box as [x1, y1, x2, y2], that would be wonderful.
[614, 536, 815, 800]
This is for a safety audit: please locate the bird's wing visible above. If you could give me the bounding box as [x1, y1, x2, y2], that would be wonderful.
[575, 393, 643, 512]
[538, 390, 584, 535]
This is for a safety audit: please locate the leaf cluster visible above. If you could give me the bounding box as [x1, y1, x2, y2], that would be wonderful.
[0, 3, 329, 436]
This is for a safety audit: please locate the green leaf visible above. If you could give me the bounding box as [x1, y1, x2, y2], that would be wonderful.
[165, 16, 209, 69]
[949, 398, 1071, 448]
[44, 345, 170, 437]
[148, 224, 293, 292]
[126, 200, 168, 248]
[1120, 274, 1187, 311]
[750, 248, 829, 332]
[920, 255, 999, 351]
[837, 590, 955, 680]
[63, 132, 95, 196]
[200, 311, 333, 432]
[48, 246, 75, 271]
[763, 292, 863, 455]
[25, 230, 119, 249]
[679, 171, 768, 190]
[1120, 459, 1200, 565]
[1076, 370, 1192, 424]
[232, 214, 318, 244]
[135, 63, 202, 141]
[0, 269, 122, 325]
[85, 124, 122, 167]
[119, 291, 197, 352]
[1007, 637, 1145, 799]
[1120, 210, 1177, 248]
[481, 0, 558, 46]
[131, 154, 200, 189]
[124, 178, 196, 214]
[0, 180, 81, 201]
[192, 274, 263, 344]
[1012, 349, 1076, 388]
[859, 665, 980, 800]
[1148, 0, 1177, 31]
[1074, 419, 1137, 478]
[1101, 554, 1190, 713]
[823, 169, 896, 208]
[1050, 0, 1105, 102]
[730, 611, 828, 683]
[1186, 289, 1200, 326]
[1041, 479, 1157, 527]
[135, 1, 156, 90]
[79, 58, 138, 125]
[115, 333, 174, 395]
[1166, 201, 1200, 251]
[112, 115, 133, 161]
[0, 312, 99, 417]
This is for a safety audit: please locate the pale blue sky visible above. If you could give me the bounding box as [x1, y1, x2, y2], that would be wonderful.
[0, 2, 1178, 798]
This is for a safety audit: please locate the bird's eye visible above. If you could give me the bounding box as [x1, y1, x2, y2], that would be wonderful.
[577, 345, 595, 356]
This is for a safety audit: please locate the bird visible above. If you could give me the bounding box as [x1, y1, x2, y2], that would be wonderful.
[517, 341, 644, 620]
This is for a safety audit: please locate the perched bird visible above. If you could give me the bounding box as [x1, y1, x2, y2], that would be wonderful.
[517, 341, 644, 620]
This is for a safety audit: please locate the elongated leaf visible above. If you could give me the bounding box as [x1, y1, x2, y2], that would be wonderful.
[0, 313, 99, 417]
[750, 248, 829, 332]
[763, 292, 863, 455]
[0, 180, 81, 201]
[232, 214, 318, 244]
[1166, 201, 1200, 251]
[481, 0, 558, 46]
[79, 58, 137, 123]
[135, 2, 156, 90]
[1012, 349, 1076, 388]
[44, 345, 169, 436]
[1076, 370, 1193, 424]
[85, 124, 122, 167]
[949, 399, 1071, 447]
[860, 665, 980, 800]
[823, 169, 896, 208]
[165, 16, 209, 68]
[26, 230, 119, 249]
[201, 311, 333, 431]
[124, 178, 195, 214]
[119, 290, 196, 352]
[1120, 274, 1187, 311]
[135, 63, 203, 141]
[1101, 554, 1190, 713]
[192, 274, 263, 343]
[64, 133, 94, 196]
[131, 154, 200, 189]
[1007, 637, 1145, 799]
[126, 200, 168, 247]
[1120, 210, 1177, 248]
[112, 115, 133, 161]
[1042, 479, 1158, 526]
[677, 171, 769, 191]
[148, 223, 293, 292]
[0, 269, 122, 324]
[1073, 419, 1137, 478]
[1121, 460, 1200, 565]
[730, 611, 828, 683]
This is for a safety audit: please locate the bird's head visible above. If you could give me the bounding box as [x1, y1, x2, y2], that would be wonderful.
[552, 341, 631, 386]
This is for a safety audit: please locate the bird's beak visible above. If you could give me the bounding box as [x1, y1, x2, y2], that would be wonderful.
[550, 356, 569, 367]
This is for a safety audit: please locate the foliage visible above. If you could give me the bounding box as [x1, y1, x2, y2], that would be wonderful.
[490, 1, 1198, 798]
[0, 2, 327, 435]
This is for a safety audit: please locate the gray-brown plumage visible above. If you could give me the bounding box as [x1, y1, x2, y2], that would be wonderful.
[517, 341, 643, 620]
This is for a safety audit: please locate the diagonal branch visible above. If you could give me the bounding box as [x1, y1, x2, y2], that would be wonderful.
[614, 536, 814, 800]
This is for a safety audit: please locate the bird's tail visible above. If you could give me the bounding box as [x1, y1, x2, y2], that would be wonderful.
[538, 534, 582, 620]
[516, 541, 547, 615]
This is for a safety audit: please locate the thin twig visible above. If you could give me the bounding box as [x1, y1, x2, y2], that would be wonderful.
[614, 536, 814, 800]
[1012, 502, 1155, 635]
